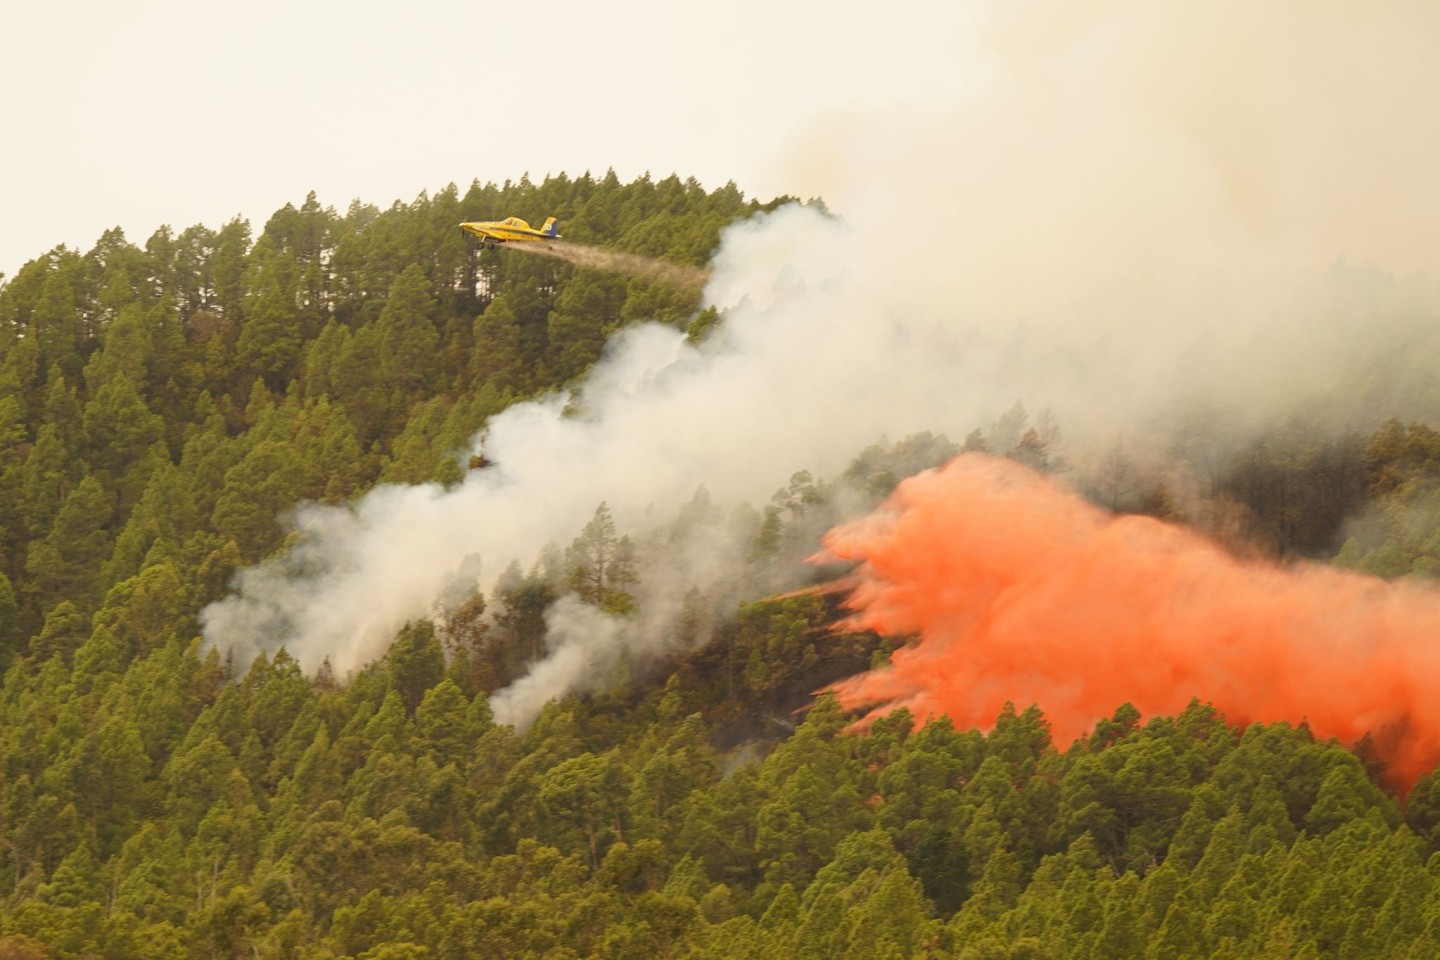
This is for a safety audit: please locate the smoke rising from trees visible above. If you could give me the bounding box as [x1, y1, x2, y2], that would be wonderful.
[203, 3, 1440, 727]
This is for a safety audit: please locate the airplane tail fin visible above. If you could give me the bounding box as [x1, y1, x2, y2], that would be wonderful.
[542, 216, 560, 238]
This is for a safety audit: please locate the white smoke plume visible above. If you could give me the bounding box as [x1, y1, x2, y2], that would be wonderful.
[202, 2, 1440, 725]
[489, 596, 628, 728]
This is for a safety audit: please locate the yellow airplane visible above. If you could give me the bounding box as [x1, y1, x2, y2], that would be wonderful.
[459, 216, 562, 248]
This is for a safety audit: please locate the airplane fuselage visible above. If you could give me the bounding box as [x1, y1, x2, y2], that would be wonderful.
[459, 216, 561, 244]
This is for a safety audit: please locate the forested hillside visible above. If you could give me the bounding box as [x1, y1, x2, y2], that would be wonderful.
[0, 171, 775, 645]
[3, 170, 1440, 959]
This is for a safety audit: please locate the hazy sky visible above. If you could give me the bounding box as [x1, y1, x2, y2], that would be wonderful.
[1, 0, 981, 276]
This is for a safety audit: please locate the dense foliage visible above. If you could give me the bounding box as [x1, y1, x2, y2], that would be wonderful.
[2, 171, 1440, 958]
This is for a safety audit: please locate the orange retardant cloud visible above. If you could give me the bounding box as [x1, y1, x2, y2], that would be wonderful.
[821, 453, 1440, 790]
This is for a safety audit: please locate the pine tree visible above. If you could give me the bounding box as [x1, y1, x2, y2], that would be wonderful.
[375, 264, 440, 397]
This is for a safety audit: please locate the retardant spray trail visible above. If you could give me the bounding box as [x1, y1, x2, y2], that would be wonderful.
[820, 453, 1440, 790]
[508, 240, 709, 291]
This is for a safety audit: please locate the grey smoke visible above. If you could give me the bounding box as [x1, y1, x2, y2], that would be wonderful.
[489, 596, 628, 727]
[202, 3, 1440, 727]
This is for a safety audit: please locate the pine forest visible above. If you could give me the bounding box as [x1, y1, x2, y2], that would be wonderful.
[3, 170, 1440, 959]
